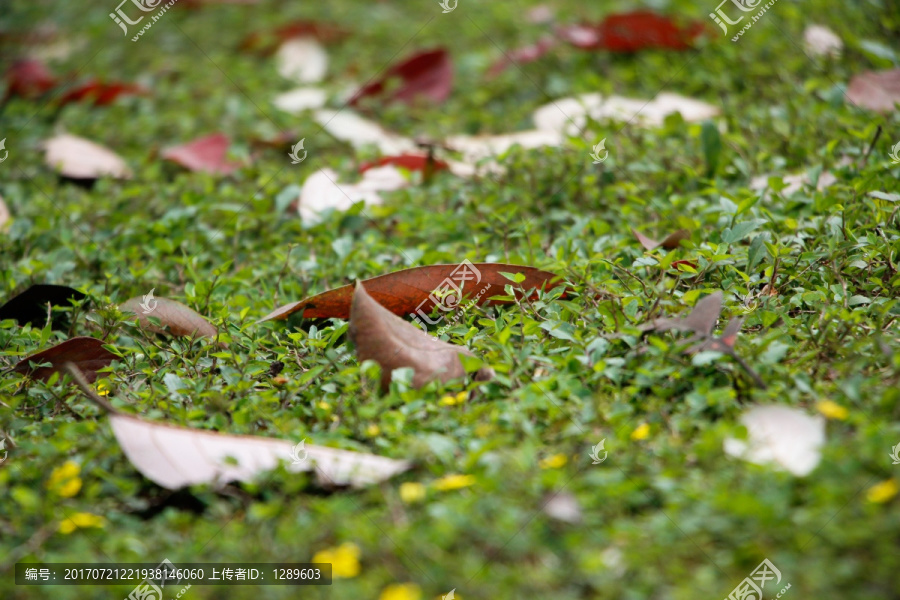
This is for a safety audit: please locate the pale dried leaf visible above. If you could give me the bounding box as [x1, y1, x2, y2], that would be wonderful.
[847, 68, 900, 112]
[0, 195, 9, 231]
[120, 296, 217, 339]
[298, 167, 407, 223]
[273, 87, 327, 113]
[723, 405, 825, 476]
[43, 133, 131, 179]
[314, 109, 417, 154]
[803, 25, 842, 57]
[276, 37, 328, 83]
[445, 129, 562, 165]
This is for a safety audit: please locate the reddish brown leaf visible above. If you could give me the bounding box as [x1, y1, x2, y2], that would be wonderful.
[358, 154, 449, 174]
[57, 79, 145, 107]
[671, 260, 698, 271]
[349, 48, 452, 107]
[120, 295, 218, 340]
[4, 59, 56, 100]
[349, 282, 493, 391]
[14, 337, 117, 383]
[161, 133, 242, 175]
[239, 20, 347, 54]
[259, 263, 564, 322]
[487, 37, 556, 78]
[558, 11, 705, 52]
[632, 228, 690, 251]
[847, 68, 900, 112]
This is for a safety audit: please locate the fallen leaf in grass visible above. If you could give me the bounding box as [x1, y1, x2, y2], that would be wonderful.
[533, 92, 719, 135]
[445, 129, 562, 166]
[349, 48, 452, 107]
[120, 296, 217, 339]
[724, 405, 825, 476]
[358, 154, 449, 174]
[14, 337, 116, 383]
[297, 166, 407, 223]
[487, 37, 556, 78]
[4, 58, 56, 100]
[43, 134, 132, 180]
[276, 37, 328, 83]
[645, 291, 723, 337]
[315, 109, 417, 155]
[557, 11, 705, 51]
[162, 133, 242, 175]
[804, 25, 842, 57]
[57, 79, 145, 106]
[632, 228, 689, 251]
[0, 195, 10, 231]
[239, 20, 347, 55]
[847, 68, 900, 112]
[0, 284, 87, 327]
[273, 87, 327, 113]
[259, 262, 564, 321]
[750, 170, 837, 195]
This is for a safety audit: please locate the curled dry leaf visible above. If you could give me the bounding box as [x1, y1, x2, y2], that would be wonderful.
[0, 283, 87, 327]
[724, 405, 825, 476]
[43, 134, 132, 180]
[349, 282, 494, 391]
[847, 68, 900, 112]
[632, 228, 690, 251]
[162, 133, 242, 175]
[349, 48, 452, 107]
[258, 262, 564, 322]
[120, 296, 218, 339]
[276, 37, 328, 83]
[557, 11, 705, 52]
[13, 336, 117, 383]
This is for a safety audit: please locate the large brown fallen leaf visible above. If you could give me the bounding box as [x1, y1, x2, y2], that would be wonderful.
[349, 282, 494, 391]
[349, 48, 452, 107]
[846, 68, 900, 112]
[43, 134, 132, 180]
[14, 337, 117, 383]
[64, 364, 409, 489]
[258, 263, 564, 322]
[162, 133, 242, 175]
[120, 294, 217, 339]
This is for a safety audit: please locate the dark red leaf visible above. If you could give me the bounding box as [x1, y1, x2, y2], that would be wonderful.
[14, 337, 117, 383]
[558, 11, 705, 52]
[161, 133, 242, 175]
[671, 260, 698, 270]
[487, 37, 556, 78]
[58, 79, 145, 107]
[4, 59, 57, 100]
[349, 48, 452, 107]
[358, 154, 449, 174]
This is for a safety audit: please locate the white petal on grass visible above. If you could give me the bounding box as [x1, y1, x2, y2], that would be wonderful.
[298, 166, 409, 223]
[314, 109, 417, 155]
[445, 129, 562, 164]
[804, 25, 843, 57]
[109, 412, 410, 489]
[43, 133, 132, 179]
[273, 87, 327, 113]
[723, 405, 825, 477]
[276, 37, 328, 83]
[750, 171, 837, 195]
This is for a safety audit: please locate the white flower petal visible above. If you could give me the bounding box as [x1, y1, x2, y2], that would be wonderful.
[724, 405, 825, 477]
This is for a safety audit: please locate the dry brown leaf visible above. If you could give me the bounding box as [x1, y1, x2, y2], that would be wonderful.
[348, 282, 493, 391]
[43, 133, 131, 180]
[14, 337, 117, 383]
[644, 291, 723, 337]
[120, 295, 217, 340]
[632, 228, 690, 251]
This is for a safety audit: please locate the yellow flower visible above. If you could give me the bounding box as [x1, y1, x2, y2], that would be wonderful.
[95, 381, 110, 396]
[866, 479, 899, 504]
[439, 391, 468, 407]
[366, 424, 381, 437]
[318, 401, 331, 411]
[631, 423, 650, 441]
[379, 583, 422, 600]
[59, 512, 105, 534]
[399, 482, 426, 504]
[539, 453, 568, 469]
[433, 474, 476, 491]
[816, 400, 848, 420]
[312, 542, 360, 579]
[47, 461, 82, 498]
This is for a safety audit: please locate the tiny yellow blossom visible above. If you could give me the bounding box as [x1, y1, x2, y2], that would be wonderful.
[59, 512, 105, 534]
[312, 542, 360, 578]
[474, 424, 493, 438]
[95, 381, 110, 397]
[539, 453, 568, 469]
[318, 401, 331, 411]
[366, 424, 381, 437]
[866, 479, 899, 504]
[631, 423, 650, 441]
[47, 461, 82, 498]
[433, 474, 476, 491]
[399, 482, 426, 504]
[816, 400, 848, 420]
[379, 583, 422, 600]
[439, 391, 468, 407]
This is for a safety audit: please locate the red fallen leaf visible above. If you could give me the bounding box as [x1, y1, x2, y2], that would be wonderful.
[161, 133, 242, 175]
[558, 11, 705, 52]
[239, 20, 347, 54]
[358, 154, 449, 174]
[4, 59, 57, 100]
[13, 336, 117, 383]
[258, 263, 565, 322]
[671, 260, 698, 270]
[349, 48, 452, 107]
[57, 79, 145, 107]
[632, 228, 690, 251]
[487, 37, 556, 78]
[846, 68, 900, 112]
